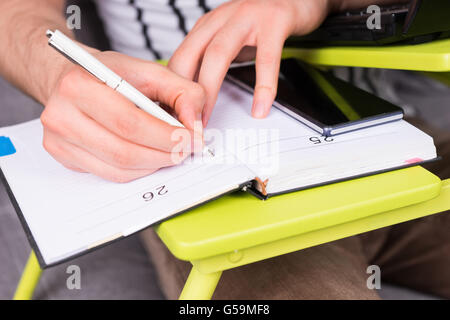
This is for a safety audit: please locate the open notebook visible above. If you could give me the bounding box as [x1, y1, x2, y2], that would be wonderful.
[0, 82, 437, 267]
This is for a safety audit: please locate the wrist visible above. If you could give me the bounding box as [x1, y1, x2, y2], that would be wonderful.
[41, 36, 100, 105]
[17, 26, 72, 105]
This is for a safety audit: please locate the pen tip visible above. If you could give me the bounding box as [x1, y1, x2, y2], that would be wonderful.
[203, 147, 215, 157]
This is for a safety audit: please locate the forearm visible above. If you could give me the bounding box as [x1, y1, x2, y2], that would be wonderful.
[0, 0, 73, 104]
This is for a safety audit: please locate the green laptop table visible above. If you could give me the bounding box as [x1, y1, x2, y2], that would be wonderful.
[13, 39, 450, 300]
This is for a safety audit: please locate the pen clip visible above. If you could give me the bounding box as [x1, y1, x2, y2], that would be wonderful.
[47, 32, 107, 84]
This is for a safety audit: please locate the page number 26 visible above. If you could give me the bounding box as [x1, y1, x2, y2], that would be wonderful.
[142, 185, 168, 202]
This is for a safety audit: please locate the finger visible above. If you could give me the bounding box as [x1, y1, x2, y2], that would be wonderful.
[197, 23, 250, 125]
[42, 137, 86, 172]
[42, 104, 190, 170]
[64, 164, 86, 172]
[80, 54, 207, 133]
[55, 157, 86, 173]
[252, 31, 286, 118]
[58, 69, 199, 152]
[119, 62, 207, 128]
[168, 3, 236, 81]
[43, 129, 158, 183]
[125, 63, 207, 135]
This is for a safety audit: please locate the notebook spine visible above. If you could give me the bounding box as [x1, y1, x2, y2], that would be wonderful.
[241, 178, 269, 200]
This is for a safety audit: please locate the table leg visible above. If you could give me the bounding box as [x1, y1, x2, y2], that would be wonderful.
[13, 251, 42, 300]
[179, 266, 222, 300]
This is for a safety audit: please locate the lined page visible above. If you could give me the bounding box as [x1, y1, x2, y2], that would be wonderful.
[207, 82, 317, 177]
[209, 82, 436, 194]
[0, 119, 253, 265]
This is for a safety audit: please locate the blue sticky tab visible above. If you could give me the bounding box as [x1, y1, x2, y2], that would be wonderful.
[0, 136, 16, 157]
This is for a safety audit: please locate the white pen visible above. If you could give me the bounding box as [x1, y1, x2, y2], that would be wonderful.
[46, 29, 213, 157]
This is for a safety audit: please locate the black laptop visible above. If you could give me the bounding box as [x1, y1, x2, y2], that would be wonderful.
[286, 0, 450, 46]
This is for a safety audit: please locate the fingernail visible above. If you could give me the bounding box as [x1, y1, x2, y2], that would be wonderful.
[252, 102, 267, 118]
[202, 111, 210, 127]
[192, 131, 204, 153]
[194, 112, 203, 136]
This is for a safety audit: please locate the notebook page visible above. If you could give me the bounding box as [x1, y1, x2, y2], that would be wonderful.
[209, 82, 436, 194]
[0, 120, 254, 265]
[260, 114, 436, 193]
[207, 82, 317, 178]
[207, 82, 402, 176]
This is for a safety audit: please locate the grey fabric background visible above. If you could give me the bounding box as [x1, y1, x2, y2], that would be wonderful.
[0, 0, 448, 300]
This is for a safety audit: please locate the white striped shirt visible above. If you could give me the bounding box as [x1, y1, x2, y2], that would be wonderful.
[94, 0, 226, 60]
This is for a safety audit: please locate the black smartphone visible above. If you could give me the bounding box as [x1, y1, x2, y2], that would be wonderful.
[227, 59, 403, 136]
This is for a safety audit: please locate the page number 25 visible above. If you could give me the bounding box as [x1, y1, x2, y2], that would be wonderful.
[309, 136, 334, 145]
